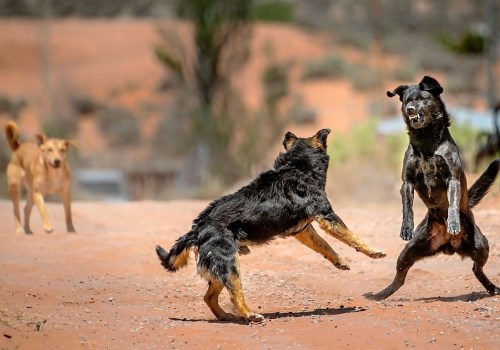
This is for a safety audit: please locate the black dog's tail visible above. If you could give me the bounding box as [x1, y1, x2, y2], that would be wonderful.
[468, 159, 500, 208]
[156, 230, 197, 272]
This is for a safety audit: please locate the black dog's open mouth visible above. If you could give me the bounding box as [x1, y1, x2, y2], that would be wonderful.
[408, 113, 424, 127]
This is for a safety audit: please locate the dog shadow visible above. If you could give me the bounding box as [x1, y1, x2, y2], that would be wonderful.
[169, 305, 367, 324]
[416, 291, 493, 303]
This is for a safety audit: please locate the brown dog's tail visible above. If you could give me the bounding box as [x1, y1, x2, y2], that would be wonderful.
[156, 230, 197, 272]
[4, 121, 20, 151]
[468, 159, 500, 208]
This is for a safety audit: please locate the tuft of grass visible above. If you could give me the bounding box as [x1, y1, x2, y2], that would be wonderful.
[252, 1, 294, 23]
[301, 55, 347, 81]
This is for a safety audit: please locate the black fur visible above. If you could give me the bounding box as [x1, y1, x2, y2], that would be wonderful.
[367, 76, 500, 300]
[156, 129, 385, 322]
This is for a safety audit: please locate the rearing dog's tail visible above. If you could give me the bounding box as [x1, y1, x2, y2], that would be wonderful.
[468, 159, 500, 208]
[4, 121, 20, 151]
[156, 230, 197, 272]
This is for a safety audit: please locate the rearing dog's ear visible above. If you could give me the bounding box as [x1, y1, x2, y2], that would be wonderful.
[311, 128, 331, 150]
[386, 85, 409, 101]
[283, 131, 298, 150]
[35, 134, 48, 146]
[419, 76, 443, 96]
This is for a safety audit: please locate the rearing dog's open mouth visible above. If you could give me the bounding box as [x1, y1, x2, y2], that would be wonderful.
[408, 113, 424, 126]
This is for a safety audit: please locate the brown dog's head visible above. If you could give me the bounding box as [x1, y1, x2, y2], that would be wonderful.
[35, 134, 73, 169]
[387, 76, 448, 130]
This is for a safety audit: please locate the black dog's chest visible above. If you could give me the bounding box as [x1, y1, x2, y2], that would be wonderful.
[410, 156, 450, 204]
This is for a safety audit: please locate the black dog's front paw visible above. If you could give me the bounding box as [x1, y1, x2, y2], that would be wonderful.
[447, 220, 461, 235]
[400, 226, 413, 241]
[447, 210, 461, 234]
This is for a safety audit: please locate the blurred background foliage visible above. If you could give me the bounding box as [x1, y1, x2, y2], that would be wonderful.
[0, 0, 498, 200]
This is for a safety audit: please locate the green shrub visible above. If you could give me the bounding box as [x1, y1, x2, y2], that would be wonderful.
[301, 55, 347, 81]
[252, 1, 294, 23]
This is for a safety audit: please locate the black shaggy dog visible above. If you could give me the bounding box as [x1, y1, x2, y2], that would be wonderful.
[156, 129, 386, 322]
[367, 76, 500, 300]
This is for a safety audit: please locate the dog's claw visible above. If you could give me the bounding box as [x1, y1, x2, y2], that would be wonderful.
[247, 313, 265, 323]
[369, 251, 386, 259]
[400, 227, 414, 241]
[335, 262, 350, 270]
[447, 221, 461, 235]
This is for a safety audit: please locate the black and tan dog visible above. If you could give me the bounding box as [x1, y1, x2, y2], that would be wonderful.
[156, 129, 386, 322]
[367, 76, 500, 300]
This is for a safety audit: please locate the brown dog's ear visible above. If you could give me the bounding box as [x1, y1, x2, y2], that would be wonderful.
[419, 76, 443, 96]
[387, 85, 409, 101]
[312, 128, 331, 150]
[65, 140, 78, 149]
[34, 134, 48, 146]
[283, 131, 298, 150]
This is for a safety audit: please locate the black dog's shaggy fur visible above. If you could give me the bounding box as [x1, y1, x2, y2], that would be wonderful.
[156, 129, 386, 322]
[367, 76, 500, 300]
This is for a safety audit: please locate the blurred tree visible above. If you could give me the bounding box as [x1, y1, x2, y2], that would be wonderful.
[155, 0, 289, 193]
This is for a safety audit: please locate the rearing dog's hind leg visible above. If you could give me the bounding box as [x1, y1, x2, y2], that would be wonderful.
[366, 219, 434, 300]
[316, 214, 385, 259]
[471, 227, 500, 295]
[294, 224, 350, 270]
[226, 255, 264, 323]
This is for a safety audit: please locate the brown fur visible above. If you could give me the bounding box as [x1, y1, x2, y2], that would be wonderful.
[4, 121, 76, 234]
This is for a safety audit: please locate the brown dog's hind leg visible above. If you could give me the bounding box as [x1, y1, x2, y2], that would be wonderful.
[204, 280, 238, 321]
[295, 224, 350, 270]
[8, 183, 24, 234]
[316, 217, 386, 259]
[23, 190, 34, 234]
[226, 256, 264, 323]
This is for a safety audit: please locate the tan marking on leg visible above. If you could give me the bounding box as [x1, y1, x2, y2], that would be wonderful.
[317, 218, 386, 259]
[203, 279, 238, 321]
[294, 224, 350, 270]
[227, 256, 264, 322]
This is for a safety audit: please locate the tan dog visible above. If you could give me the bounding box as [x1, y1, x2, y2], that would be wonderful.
[4, 121, 76, 234]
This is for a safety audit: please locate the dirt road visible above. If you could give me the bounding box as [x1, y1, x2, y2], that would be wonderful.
[1, 199, 499, 349]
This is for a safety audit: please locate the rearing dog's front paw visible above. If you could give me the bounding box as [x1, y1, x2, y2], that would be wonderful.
[447, 210, 461, 235]
[447, 220, 461, 235]
[400, 227, 414, 241]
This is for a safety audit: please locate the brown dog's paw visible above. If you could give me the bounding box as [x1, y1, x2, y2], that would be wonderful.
[369, 250, 386, 259]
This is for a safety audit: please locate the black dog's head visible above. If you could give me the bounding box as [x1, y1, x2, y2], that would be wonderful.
[387, 76, 448, 130]
[274, 129, 331, 174]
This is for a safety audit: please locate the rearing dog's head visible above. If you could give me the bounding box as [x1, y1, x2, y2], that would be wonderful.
[35, 134, 73, 169]
[387, 76, 448, 130]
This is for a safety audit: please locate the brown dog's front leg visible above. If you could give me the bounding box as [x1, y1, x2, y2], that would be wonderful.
[33, 191, 53, 233]
[316, 214, 386, 259]
[294, 224, 350, 270]
[61, 187, 76, 233]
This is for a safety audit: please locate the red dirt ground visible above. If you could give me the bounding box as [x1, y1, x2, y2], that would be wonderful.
[1, 197, 499, 349]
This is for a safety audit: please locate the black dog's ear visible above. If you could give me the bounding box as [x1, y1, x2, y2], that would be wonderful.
[419, 76, 443, 96]
[283, 131, 298, 150]
[312, 128, 331, 150]
[387, 85, 409, 101]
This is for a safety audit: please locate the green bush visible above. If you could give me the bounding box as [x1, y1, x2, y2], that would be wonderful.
[252, 1, 294, 23]
[301, 55, 347, 81]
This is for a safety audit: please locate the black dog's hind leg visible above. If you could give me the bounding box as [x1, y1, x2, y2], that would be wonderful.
[366, 217, 434, 300]
[470, 226, 500, 295]
[225, 255, 264, 323]
[204, 280, 238, 321]
[294, 224, 350, 270]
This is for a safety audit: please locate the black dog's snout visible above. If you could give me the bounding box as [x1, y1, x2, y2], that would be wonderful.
[406, 105, 415, 113]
